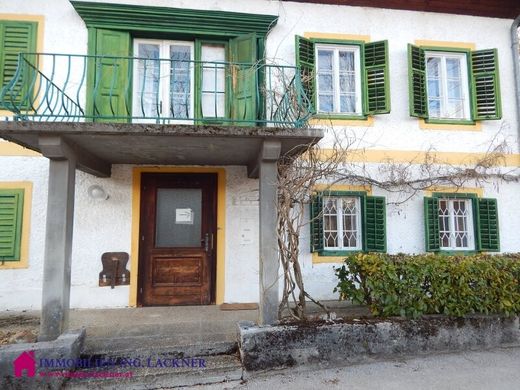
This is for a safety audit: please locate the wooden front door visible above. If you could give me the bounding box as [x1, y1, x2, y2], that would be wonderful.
[138, 173, 217, 306]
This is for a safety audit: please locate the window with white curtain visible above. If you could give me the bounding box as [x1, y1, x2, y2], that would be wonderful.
[316, 44, 362, 115]
[133, 39, 194, 122]
[425, 51, 471, 120]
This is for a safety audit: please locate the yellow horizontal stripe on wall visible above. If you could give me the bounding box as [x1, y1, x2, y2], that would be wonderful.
[414, 40, 475, 50]
[424, 186, 484, 198]
[0, 142, 40, 156]
[304, 32, 370, 42]
[318, 149, 520, 167]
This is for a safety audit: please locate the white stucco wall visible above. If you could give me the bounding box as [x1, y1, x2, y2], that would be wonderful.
[0, 0, 519, 309]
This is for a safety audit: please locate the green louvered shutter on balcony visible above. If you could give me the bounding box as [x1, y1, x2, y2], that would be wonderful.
[408, 44, 428, 118]
[0, 189, 24, 261]
[88, 28, 131, 122]
[471, 49, 501, 120]
[363, 40, 390, 115]
[295, 35, 315, 111]
[424, 197, 440, 252]
[364, 196, 386, 252]
[0, 21, 37, 110]
[310, 194, 323, 252]
[476, 198, 500, 252]
[230, 33, 257, 125]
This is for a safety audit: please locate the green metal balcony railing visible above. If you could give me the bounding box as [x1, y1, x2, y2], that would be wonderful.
[0, 53, 313, 128]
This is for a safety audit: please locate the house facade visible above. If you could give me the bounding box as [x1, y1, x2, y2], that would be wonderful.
[0, 0, 519, 339]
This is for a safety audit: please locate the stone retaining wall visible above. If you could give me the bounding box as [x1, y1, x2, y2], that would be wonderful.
[238, 316, 520, 371]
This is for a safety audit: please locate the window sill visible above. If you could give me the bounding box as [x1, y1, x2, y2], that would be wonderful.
[419, 118, 481, 131]
[309, 115, 373, 127]
[312, 250, 361, 264]
[434, 250, 478, 256]
[0, 261, 28, 269]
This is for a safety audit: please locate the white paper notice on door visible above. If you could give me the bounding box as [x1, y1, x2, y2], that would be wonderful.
[175, 208, 194, 224]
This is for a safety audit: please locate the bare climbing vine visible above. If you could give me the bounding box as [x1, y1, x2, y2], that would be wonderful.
[276, 126, 520, 321]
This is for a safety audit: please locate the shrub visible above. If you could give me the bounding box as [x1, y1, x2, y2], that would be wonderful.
[334, 253, 520, 318]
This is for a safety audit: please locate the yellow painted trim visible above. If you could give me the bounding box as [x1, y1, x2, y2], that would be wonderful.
[424, 186, 483, 198]
[0, 181, 32, 270]
[0, 14, 45, 117]
[313, 183, 372, 195]
[318, 149, 520, 167]
[414, 39, 476, 50]
[312, 253, 346, 264]
[129, 166, 226, 307]
[0, 141, 40, 156]
[419, 118, 482, 132]
[304, 32, 370, 42]
[309, 116, 374, 127]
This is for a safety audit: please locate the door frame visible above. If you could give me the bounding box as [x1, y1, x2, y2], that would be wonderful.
[129, 167, 226, 307]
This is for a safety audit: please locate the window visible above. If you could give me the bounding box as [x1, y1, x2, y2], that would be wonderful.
[0, 189, 24, 262]
[409, 44, 501, 122]
[133, 40, 229, 122]
[426, 52, 471, 120]
[323, 196, 362, 250]
[90, 28, 258, 124]
[438, 198, 474, 250]
[133, 40, 195, 121]
[0, 20, 38, 110]
[424, 194, 499, 252]
[316, 45, 361, 115]
[296, 36, 390, 118]
[310, 191, 386, 254]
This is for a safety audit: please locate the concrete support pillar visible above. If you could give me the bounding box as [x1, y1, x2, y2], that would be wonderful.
[39, 157, 77, 341]
[258, 140, 281, 325]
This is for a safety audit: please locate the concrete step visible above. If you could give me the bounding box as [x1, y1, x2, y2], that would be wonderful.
[82, 333, 237, 357]
[63, 353, 243, 389]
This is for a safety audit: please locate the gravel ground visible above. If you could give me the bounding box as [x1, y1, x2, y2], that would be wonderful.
[196, 345, 520, 390]
[0, 312, 39, 345]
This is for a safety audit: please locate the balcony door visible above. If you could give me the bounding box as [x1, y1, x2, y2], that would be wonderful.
[133, 40, 194, 122]
[133, 39, 227, 123]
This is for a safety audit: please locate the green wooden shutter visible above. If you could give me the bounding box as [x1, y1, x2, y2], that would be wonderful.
[424, 197, 440, 252]
[476, 198, 500, 252]
[230, 33, 257, 125]
[0, 21, 37, 110]
[0, 189, 24, 261]
[363, 40, 390, 115]
[295, 35, 315, 111]
[87, 28, 131, 122]
[364, 196, 386, 252]
[471, 49, 501, 120]
[408, 44, 428, 118]
[310, 194, 324, 252]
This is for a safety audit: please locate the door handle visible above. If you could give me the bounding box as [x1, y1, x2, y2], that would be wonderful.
[203, 233, 209, 252]
[201, 233, 214, 252]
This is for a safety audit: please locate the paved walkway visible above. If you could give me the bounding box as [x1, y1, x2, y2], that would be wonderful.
[197, 345, 520, 390]
[1, 301, 369, 347]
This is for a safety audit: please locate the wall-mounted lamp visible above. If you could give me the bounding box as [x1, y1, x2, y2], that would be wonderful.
[87, 184, 109, 200]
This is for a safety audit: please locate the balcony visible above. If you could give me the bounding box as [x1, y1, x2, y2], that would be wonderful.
[0, 53, 313, 128]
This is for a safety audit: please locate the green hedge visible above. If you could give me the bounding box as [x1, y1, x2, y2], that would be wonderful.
[334, 253, 520, 318]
